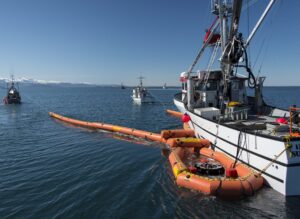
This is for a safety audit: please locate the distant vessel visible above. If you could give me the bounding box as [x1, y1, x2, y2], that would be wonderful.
[3, 75, 21, 104]
[121, 83, 125, 89]
[163, 83, 167, 89]
[132, 77, 155, 104]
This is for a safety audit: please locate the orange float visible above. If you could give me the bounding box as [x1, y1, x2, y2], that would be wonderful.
[167, 137, 211, 148]
[166, 109, 183, 118]
[169, 147, 264, 197]
[160, 129, 194, 139]
[49, 112, 167, 143]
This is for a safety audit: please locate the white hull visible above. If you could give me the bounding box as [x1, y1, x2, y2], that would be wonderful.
[174, 98, 300, 196]
[132, 96, 154, 104]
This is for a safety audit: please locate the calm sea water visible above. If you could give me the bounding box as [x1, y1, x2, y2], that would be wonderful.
[1, 85, 300, 219]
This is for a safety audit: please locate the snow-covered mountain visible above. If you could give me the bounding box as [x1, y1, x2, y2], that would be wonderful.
[0, 77, 94, 86]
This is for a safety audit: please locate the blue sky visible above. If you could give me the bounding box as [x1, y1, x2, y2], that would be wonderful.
[0, 0, 298, 86]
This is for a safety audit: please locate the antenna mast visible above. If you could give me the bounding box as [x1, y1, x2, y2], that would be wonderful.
[137, 76, 145, 87]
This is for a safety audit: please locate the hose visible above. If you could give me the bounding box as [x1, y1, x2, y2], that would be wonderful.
[241, 43, 257, 89]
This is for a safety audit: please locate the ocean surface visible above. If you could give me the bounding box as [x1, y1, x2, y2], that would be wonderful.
[1, 85, 300, 219]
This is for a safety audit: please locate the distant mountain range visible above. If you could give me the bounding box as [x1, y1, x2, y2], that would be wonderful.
[0, 77, 97, 86]
[0, 77, 180, 88]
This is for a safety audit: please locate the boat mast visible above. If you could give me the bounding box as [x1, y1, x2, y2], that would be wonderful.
[137, 76, 144, 87]
[214, 0, 230, 50]
[11, 74, 15, 86]
[218, 0, 243, 103]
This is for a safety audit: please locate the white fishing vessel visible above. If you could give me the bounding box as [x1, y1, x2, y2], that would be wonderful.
[163, 83, 167, 89]
[132, 77, 155, 104]
[174, 0, 300, 196]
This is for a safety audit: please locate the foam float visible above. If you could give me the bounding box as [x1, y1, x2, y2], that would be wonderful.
[167, 137, 210, 148]
[49, 112, 194, 144]
[166, 109, 183, 119]
[49, 112, 168, 143]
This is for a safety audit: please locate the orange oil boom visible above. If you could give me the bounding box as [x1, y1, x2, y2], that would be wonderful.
[166, 109, 183, 118]
[49, 112, 196, 144]
[167, 137, 210, 148]
[169, 147, 264, 197]
[49, 112, 166, 143]
[50, 111, 264, 197]
[161, 129, 195, 139]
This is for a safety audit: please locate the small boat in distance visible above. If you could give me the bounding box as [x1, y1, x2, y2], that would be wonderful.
[121, 82, 125, 89]
[132, 76, 155, 104]
[163, 83, 167, 89]
[3, 75, 21, 104]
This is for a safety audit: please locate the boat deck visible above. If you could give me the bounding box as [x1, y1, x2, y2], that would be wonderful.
[223, 114, 291, 137]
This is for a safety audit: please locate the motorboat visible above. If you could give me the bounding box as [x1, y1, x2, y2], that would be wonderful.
[132, 77, 155, 104]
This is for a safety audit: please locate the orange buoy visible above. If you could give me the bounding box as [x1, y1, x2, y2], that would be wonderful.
[166, 109, 183, 118]
[169, 147, 264, 197]
[160, 129, 195, 139]
[166, 137, 211, 148]
[181, 113, 191, 123]
[166, 109, 193, 130]
[49, 112, 166, 143]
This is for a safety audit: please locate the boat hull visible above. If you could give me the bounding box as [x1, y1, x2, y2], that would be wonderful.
[132, 96, 155, 104]
[3, 96, 21, 104]
[174, 96, 300, 196]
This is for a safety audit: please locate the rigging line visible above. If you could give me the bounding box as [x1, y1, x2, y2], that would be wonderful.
[241, 0, 259, 12]
[252, 2, 280, 70]
[213, 95, 225, 146]
[187, 19, 220, 77]
[257, 42, 270, 77]
[257, 139, 292, 177]
[253, 0, 282, 74]
[204, 0, 213, 28]
[234, 129, 247, 168]
[255, 5, 281, 75]
[197, 43, 220, 86]
[252, 37, 267, 69]
[239, 131, 248, 162]
[246, 0, 251, 67]
[204, 40, 220, 89]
